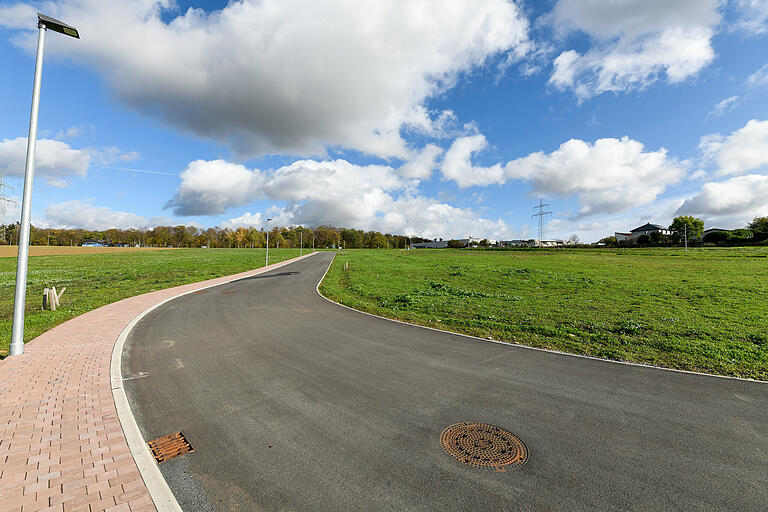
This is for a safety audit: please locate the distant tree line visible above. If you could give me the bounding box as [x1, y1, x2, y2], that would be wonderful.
[600, 216, 768, 247]
[0, 223, 431, 249]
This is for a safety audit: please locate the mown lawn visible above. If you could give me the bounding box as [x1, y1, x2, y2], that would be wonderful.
[319, 247, 768, 380]
[0, 248, 301, 354]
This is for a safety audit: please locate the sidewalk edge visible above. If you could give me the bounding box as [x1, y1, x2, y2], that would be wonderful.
[110, 251, 318, 511]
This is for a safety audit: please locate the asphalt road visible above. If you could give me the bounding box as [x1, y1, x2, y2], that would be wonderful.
[123, 252, 768, 511]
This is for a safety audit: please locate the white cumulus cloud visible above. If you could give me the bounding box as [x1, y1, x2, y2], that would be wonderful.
[677, 174, 768, 225]
[700, 119, 768, 176]
[219, 212, 264, 230]
[43, 200, 150, 230]
[547, 0, 720, 98]
[441, 135, 504, 187]
[0, 137, 90, 178]
[0, 137, 139, 188]
[172, 157, 513, 239]
[0, 0, 531, 158]
[439, 135, 685, 216]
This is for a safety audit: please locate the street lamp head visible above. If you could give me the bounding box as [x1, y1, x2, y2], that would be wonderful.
[38, 13, 80, 39]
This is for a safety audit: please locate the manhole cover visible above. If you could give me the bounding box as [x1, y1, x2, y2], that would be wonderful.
[147, 431, 194, 463]
[440, 422, 528, 471]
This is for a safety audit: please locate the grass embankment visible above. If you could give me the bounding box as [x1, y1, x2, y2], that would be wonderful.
[319, 248, 768, 380]
[0, 248, 301, 354]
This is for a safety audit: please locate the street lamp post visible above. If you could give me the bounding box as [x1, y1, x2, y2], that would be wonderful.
[300, 229, 303, 257]
[265, 218, 272, 267]
[10, 13, 79, 357]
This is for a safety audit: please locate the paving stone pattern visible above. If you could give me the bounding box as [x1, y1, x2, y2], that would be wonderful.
[0, 254, 315, 511]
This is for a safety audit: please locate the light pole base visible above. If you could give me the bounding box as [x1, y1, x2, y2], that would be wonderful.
[9, 342, 24, 356]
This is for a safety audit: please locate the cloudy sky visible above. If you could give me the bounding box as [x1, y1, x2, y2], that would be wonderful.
[1, 0, 767, 242]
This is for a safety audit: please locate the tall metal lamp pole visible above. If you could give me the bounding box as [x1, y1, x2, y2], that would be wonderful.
[10, 14, 79, 356]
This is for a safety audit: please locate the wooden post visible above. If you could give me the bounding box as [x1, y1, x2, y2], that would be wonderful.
[42, 286, 66, 310]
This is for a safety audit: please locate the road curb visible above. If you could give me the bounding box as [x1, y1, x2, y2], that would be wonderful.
[110, 252, 319, 511]
[315, 252, 766, 385]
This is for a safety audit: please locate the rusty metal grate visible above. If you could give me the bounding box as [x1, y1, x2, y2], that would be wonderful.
[147, 431, 194, 463]
[440, 422, 528, 472]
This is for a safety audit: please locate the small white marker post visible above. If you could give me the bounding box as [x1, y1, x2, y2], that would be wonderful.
[265, 217, 272, 267]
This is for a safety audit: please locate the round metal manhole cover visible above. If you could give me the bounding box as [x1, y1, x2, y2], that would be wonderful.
[440, 422, 528, 472]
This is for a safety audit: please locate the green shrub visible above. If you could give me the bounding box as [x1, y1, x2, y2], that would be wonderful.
[703, 231, 732, 243]
[730, 229, 754, 240]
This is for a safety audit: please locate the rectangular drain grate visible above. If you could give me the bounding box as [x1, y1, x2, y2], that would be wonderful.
[147, 431, 194, 463]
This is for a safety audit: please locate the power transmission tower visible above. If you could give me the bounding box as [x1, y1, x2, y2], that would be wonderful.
[531, 198, 552, 249]
[0, 174, 17, 245]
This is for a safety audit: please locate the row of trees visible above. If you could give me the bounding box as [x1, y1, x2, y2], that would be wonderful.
[0, 223, 430, 249]
[601, 216, 768, 247]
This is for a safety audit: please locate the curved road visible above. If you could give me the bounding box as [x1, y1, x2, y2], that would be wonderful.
[123, 252, 768, 511]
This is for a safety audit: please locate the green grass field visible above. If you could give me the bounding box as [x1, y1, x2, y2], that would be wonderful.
[0, 248, 300, 354]
[319, 247, 768, 380]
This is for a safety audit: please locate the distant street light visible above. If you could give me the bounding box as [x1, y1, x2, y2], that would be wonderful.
[10, 13, 80, 357]
[265, 218, 272, 267]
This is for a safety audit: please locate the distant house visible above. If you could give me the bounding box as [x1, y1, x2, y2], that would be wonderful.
[614, 232, 631, 243]
[411, 237, 492, 249]
[411, 240, 449, 249]
[499, 239, 537, 247]
[629, 223, 671, 241]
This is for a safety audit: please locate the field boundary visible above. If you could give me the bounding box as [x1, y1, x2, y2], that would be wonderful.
[315, 253, 766, 385]
[111, 251, 318, 511]
[0, 245, 174, 257]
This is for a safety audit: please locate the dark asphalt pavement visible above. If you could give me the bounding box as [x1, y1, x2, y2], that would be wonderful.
[123, 252, 768, 511]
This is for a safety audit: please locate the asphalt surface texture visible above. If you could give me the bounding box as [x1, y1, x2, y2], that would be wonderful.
[123, 251, 768, 511]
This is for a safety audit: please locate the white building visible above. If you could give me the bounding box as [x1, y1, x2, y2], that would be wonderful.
[614, 232, 631, 243]
[629, 223, 672, 241]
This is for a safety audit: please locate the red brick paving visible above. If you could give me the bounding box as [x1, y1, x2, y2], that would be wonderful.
[0, 254, 315, 511]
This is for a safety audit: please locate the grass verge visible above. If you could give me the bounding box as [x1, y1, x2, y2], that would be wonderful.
[1, 248, 301, 355]
[319, 248, 768, 380]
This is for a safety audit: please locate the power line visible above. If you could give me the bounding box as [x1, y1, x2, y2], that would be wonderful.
[531, 198, 551, 249]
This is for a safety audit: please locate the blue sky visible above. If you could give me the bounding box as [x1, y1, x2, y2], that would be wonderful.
[1, 0, 768, 242]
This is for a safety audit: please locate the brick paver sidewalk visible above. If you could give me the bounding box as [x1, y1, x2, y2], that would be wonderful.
[0, 254, 316, 511]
